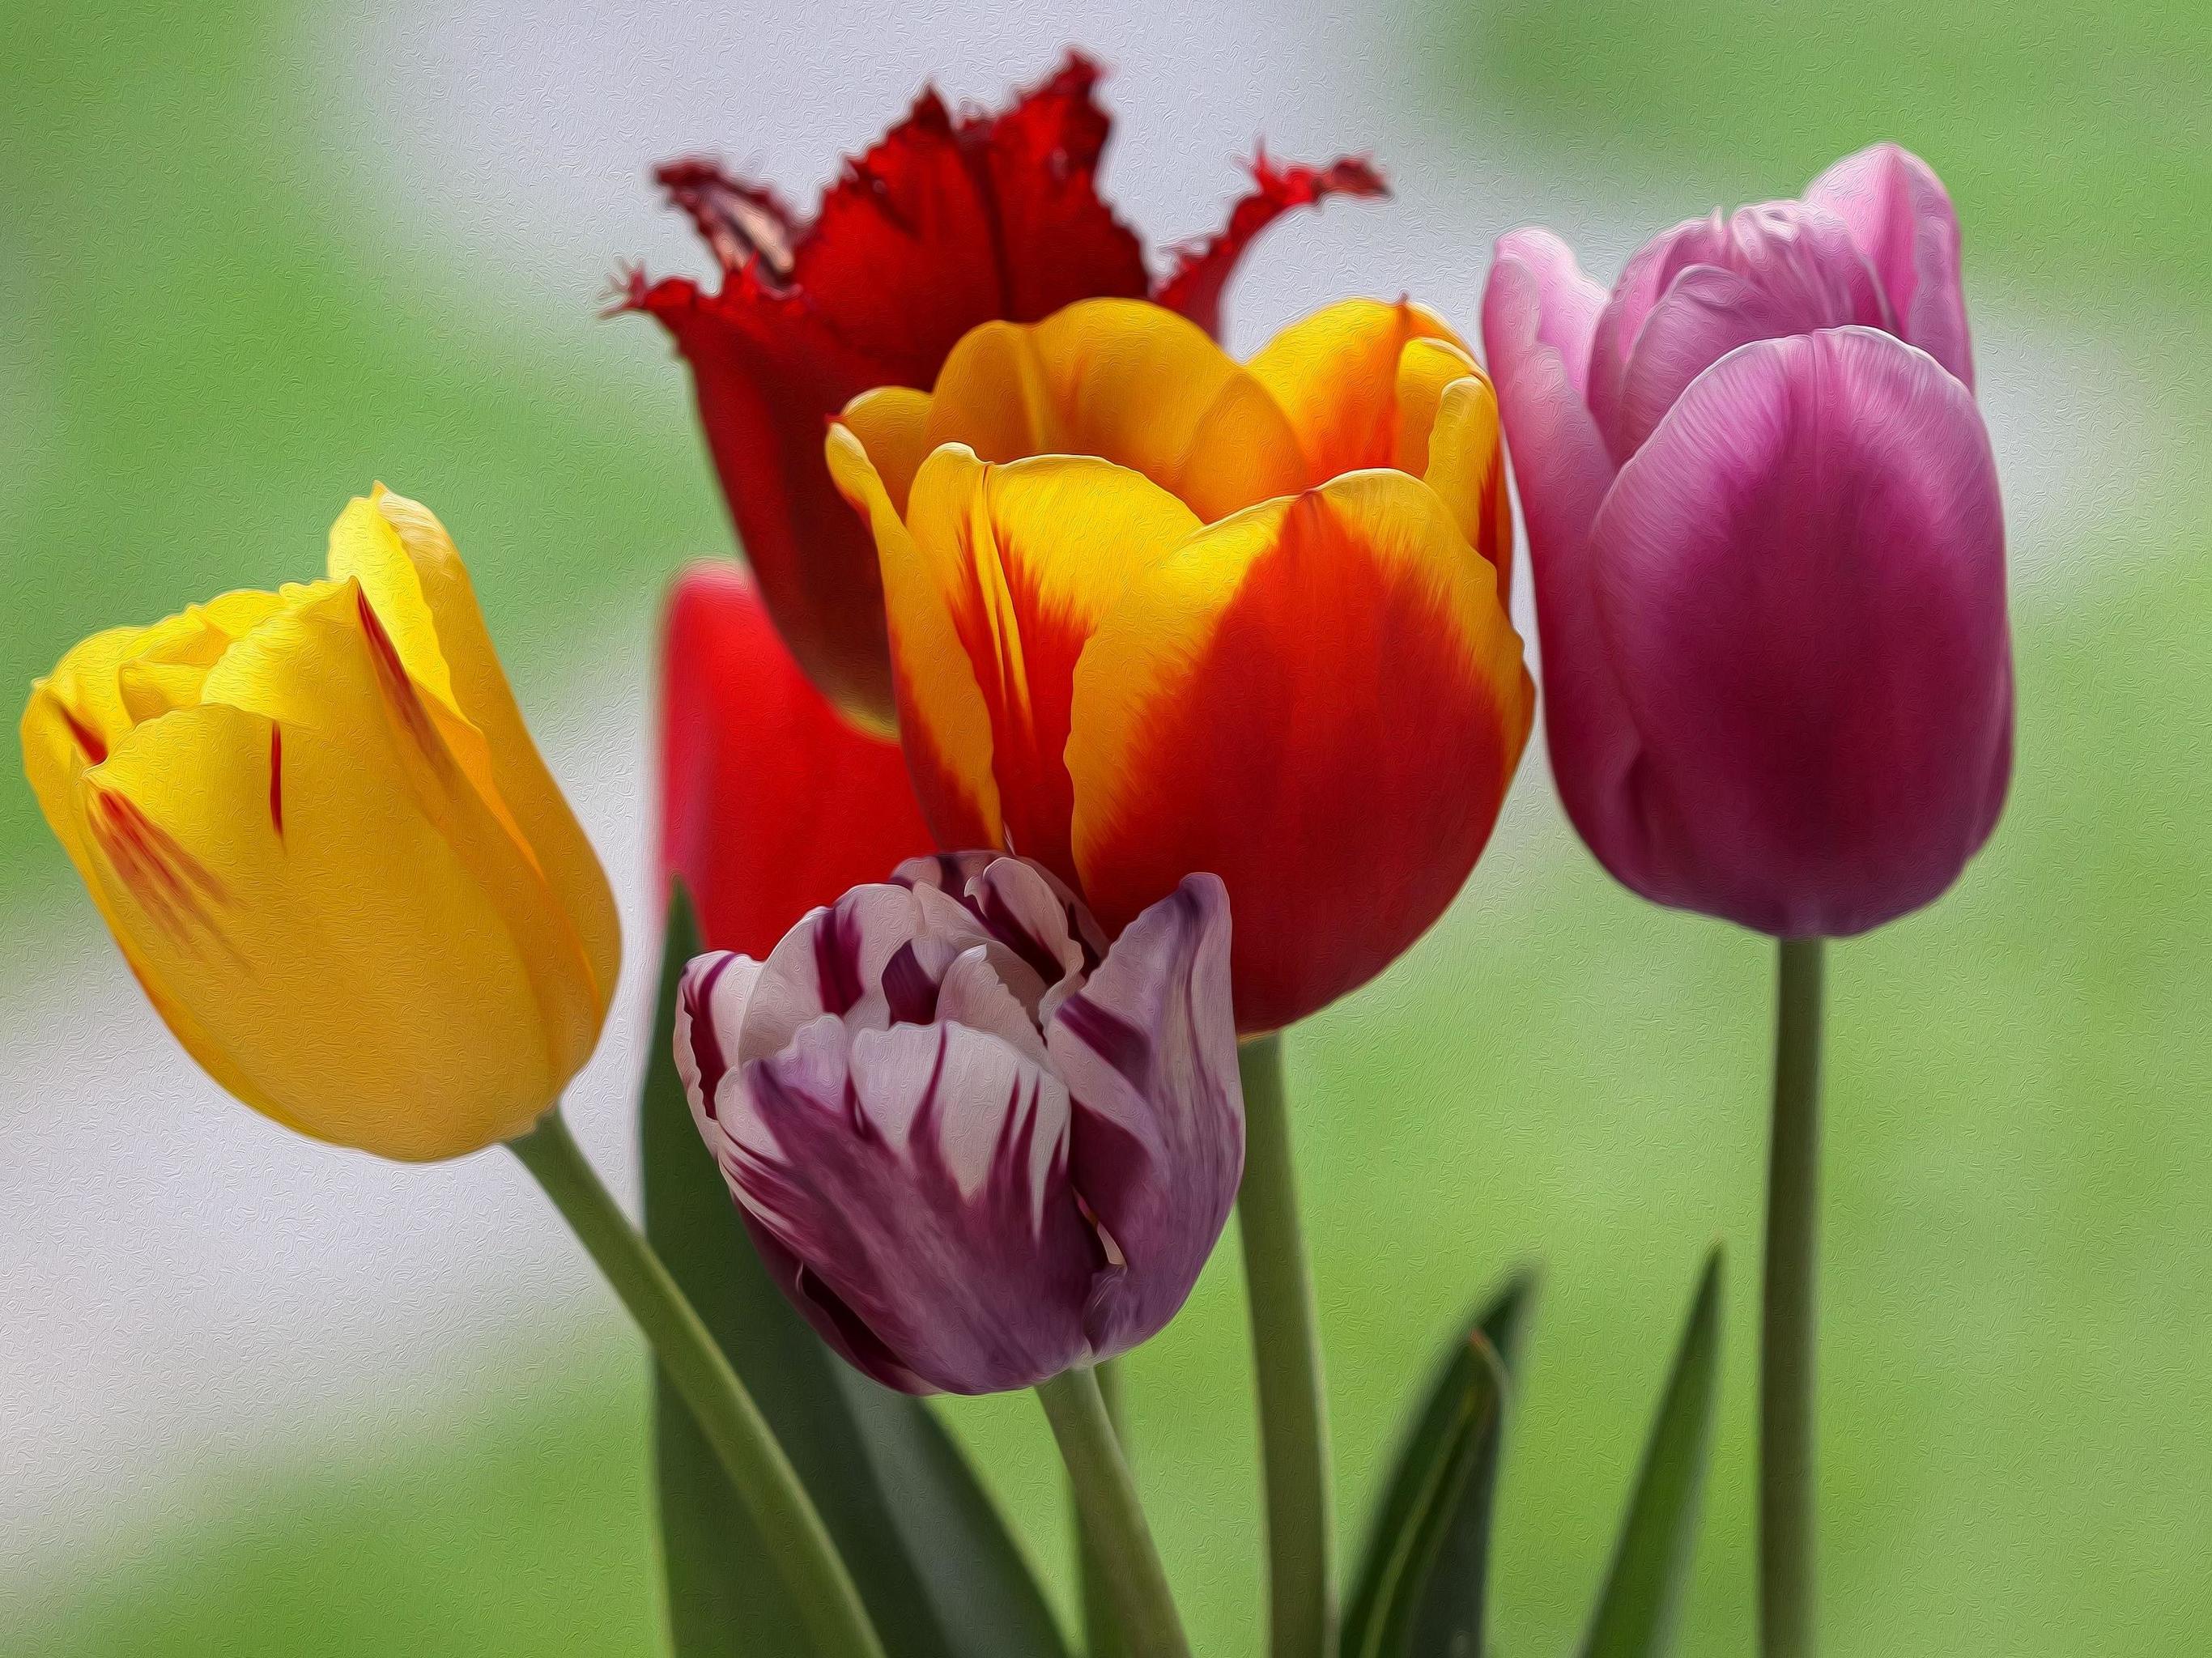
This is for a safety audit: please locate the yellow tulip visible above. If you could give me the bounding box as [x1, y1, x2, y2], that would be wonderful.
[20, 486, 621, 1160]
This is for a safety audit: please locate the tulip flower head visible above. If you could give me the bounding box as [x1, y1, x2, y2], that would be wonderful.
[20, 487, 621, 1160]
[675, 852, 1240, 1396]
[1482, 143, 2011, 937]
[828, 295, 1534, 1034]
[623, 51, 1385, 727]
[660, 562, 934, 957]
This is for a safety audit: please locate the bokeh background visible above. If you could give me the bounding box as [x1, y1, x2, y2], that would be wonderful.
[5, 2, 2207, 1653]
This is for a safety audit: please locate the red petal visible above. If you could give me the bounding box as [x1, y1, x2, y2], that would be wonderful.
[1154, 149, 1390, 338]
[659, 563, 936, 958]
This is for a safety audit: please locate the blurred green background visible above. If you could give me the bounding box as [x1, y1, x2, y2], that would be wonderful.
[6, 1, 2209, 1655]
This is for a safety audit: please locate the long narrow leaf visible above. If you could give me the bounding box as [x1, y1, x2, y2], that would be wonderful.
[1342, 1272, 1535, 1658]
[641, 888, 1068, 1658]
[1578, 1248, 1725, 1658]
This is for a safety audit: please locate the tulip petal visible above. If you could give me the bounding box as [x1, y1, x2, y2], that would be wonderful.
[1606, 204, 1891, 459]
[674, 948, 765, 1124]
[1155, 151, 1389, 337]
[1589, 326, 2009, 935]
[1069, 472, 1531, 1033]
[827, 423, 1003, 850]
[836, 386, 936, 517]
[1481, 233, 1640, 861]
[200, 580, 606, 1093]
[1396, 340, 1514, 593]
[1806, 142, 1975, 390]
[659, 563, 934, 959]
[895, 850, 1108, 1019]
[66, 699, 564, 1159]
[921, 299, 1308, 522]
[721, 1017, 1100, 1394]
[896, 445, 1202, 884]
[1586, 210, 1729, 438]
[1046, 874, 1242, 1358]
[1246, 298, 1465, 483]
[738, 882, 934, 1065]
[331, 487, 621, 1014]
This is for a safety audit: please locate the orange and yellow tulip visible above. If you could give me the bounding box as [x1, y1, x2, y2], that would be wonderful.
[827, 296, 1533, 1033]
[19, 487, 620, 1160]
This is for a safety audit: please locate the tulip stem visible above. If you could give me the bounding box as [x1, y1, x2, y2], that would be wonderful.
[1039, 1365, 1192, 1658]
[1759, 938, 1826, 1658]
[1078, 1357, 1134, 1658]
[1237, 1031, 1337, 1658]
[508, 1110, 886, 1658]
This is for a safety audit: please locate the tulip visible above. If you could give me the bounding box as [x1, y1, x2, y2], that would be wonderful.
[674, 851, 1240, 1397]
[623, 50, 1386, 728]
[660, 562, 934, 956]
[1480, 142, 2010, 939]
[19, 485, 621, 1161]
[827, 295, 1532, 1038]
[1482, 146, 2011, 1658]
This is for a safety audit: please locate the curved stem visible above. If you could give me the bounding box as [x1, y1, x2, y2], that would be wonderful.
[508, 1110, 884, 1658]
[1237, 1031, 1336, 1658]
[1758, 938, 1826, 1658]
[1078, 1357, 1133, 1658]
[1039, 1366, 1192, 1658]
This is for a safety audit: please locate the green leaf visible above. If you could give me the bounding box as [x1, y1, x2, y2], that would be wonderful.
[1341, 1272, 1536, 1658]
[640, 887, 1069, 1658]
[1577, 1248, 1725, 1658]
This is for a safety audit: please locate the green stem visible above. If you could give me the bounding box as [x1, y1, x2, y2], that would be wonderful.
[1758, 938, 1826, 1658]
[508, 1111, 884, 1658]
[1237, 1031, 1336, 1658]
[1078, 1357, 1133, 1658]
[1039, 1366, 1192, 1658]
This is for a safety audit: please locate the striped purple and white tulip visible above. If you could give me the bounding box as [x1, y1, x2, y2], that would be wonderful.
[673, 851, 1243, 1396]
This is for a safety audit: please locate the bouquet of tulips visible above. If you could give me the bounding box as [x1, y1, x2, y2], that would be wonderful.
[19, 53, 2009, 1658]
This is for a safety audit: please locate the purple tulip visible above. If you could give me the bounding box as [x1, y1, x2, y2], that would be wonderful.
[1482, 144, 2012, 937]
[674, 851, 1242, 1395]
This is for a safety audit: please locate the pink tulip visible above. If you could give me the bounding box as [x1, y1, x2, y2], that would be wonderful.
[674, 852, 1241, 1395]
[1482, 143, 2012, 937]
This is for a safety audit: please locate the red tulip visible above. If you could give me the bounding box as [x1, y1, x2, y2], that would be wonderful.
[658, 563, 934, 956]
[623, 51, 1386, 728]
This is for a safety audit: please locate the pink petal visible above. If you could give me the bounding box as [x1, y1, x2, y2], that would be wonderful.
[1600, 202, 1891, 460]
[1046, 874, 1242, 1360]
[1588, 325, 2010, 935]
[1806, 143, 1975, 390]
[1480, 232, 1640, 868]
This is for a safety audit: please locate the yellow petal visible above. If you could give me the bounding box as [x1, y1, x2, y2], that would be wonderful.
[330, 486, 620, 1015]
[836, 386, 937, 518]
[74, 700, 567, 1159]
[1421, 368, 1515, 595]
[195, 578, 605, 1104]
[921, 298, 1308, 522]
[900, 444, 1201, 882]
[1247, 298, 1468, 484]
[1068, 470, 1533, 1032]
[827, 424, 1002, 848]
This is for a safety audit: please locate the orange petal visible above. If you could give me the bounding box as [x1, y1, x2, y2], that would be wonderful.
[900, 444, 1201, 883]
[1402, 344, 1516, 597]
[827, 424, 1002, 848]
[836, 385, 936, 517]
[921, 298, 1307, 521]
[1247, 297, 1467, 483]
[1068, 470, 1533, 1032]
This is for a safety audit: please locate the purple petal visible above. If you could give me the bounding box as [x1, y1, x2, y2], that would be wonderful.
[1481, 233, 1643, 875]
[895, 850, 1108, 1014]
[737, 882, 922, 1063]
[1045, 874, 1242, 1360]
[1588, 325, 2010, 935]
[720, 1017, 1098, 1394]
[1587, 210, 1729, 443]
[1806, 143, 1974, 390]
[674, 950, 764, 1125]
[1606, 203, 1891, 459]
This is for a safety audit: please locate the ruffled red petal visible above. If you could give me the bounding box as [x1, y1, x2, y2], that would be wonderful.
[1154, 149, 1390, 336]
